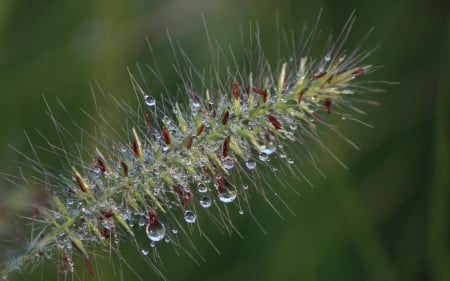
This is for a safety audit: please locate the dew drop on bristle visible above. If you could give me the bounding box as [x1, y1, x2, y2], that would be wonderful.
[259, 142, 276, 155]
[259, 153, 269, 162]
[172, 228, 178, 234]
[218, 189, 237, 203]
[197, 183, 208, 193]
[200, 196, 212, 208]
[144, 95, 156, 107]
[324, 54, 331, 62]
[146, 221, 166, 242]
[184, 210, 197, 223]
[245, 159, 256, 170]
[221, 156, 235, 170]
[141, 249, 149, 256]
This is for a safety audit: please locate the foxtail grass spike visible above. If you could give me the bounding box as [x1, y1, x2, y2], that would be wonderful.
[1, 13, 385, 281]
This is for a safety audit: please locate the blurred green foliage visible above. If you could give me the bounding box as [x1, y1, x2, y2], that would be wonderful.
[0, 0, 448, 281]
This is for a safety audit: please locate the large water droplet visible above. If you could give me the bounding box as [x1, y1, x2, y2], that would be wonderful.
[221, 156, 235, 170]
[197, 183, 208, 193]
[245, 159, 256, 170]
[218, 189, 237, 203]
[200, 196, 212, 208]
[146, 221, 166, 242]
[184, 210, 197, 223]
[144, 95, 156, 107]
[259, 142, 276, 155]
[258, 153, 269, 162]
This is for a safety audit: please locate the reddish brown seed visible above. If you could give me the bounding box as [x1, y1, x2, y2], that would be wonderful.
[162, 126, 171, 145]
[312, 71, 327, 80]
[351, 68, 365, 78]
[232, 80, 240, 100]
[149, 209, 160, 227]
[252, 87, 268, 103]
[120, 160, 129, 177]
[222, 110, 230, 125]
[190, 92, 202, 105]
[84, 257, 95, 277]
[95, 156, 106, 176]
[186, 134, 193, 150]
[297, 88, 305, 104]
[222, 135, 231, 157]
[133, 138, 141, 159]
[101, 210, 114, 219]
[75, 174, 88, 193]
[196, 123, 205, 136]
[144, 112, 152, 131]
[324, 98, 332, 113]
[101, 228, 111, 239]
[325, 75, 334, 84]
[215, 174, 226, 193]
[267, 114, 282, 130]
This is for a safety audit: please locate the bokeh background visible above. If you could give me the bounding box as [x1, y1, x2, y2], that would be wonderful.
[0, 0, 448, 281]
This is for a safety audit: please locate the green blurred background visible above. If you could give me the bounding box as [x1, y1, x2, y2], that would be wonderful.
[0, 0, 448, 281]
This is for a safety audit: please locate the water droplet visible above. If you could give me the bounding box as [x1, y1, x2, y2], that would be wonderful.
[197, 183, 208, 193]
[259, 140, 277, 155]
[218, 189, 237, 203]
[184, 210, 197, 224]
[141, 248, 149, 256]
[138, 218, 146, 227]
[150, 242, 155, 248]
[343, 89, 353, 94]
[221, 156, 235, 170]
[289, 124, 298, 131]
[258, 153, 269, 162]
[287, 158, 294, 164]
[245, 159, 256, 170]
[242, 184, 249, 190]
[172, 228, 178, 234]
[146, 221, 166, 242]
[324, 54, 331, 62]
[164, 237, 171, 243]
[200, 196, 212, 208]
[191, 101, 201, 110]
[144, 95, 156, 107]
[238, 209, 244, 215]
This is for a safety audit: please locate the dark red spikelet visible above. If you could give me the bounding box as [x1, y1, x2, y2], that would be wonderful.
[190, 92, 202, 105]
[186, 134, 193, 150]
[252, 87, 268, 103]
[95, 156, 106, 176]
[324, 98, 332, 113]
[162, 126, 171, 145]
[215, 175, 226, 194]
[222, 135, 231, 157]
[298, 88, 305, 104]
[84, 257, 95, 277]
[120, 160, 129, 177]
[232, 80, 240, 99]
[144, 112, 152, 131]
[267, 114, 282, 130]
[351, 68, 365, 78]
[222, 110, 230, 125]
[196, 123, 205, 136]
[133, 139, 140, 159]
[312, 71, 327, 80]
